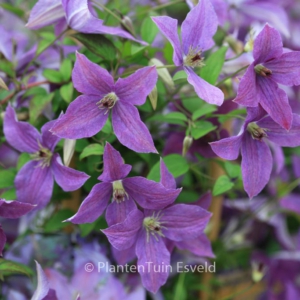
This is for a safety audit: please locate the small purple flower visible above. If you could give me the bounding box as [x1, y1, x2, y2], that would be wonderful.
[0, 199, 35, 256]
[3, 106, 89, 208]
[67, 143, 181, 225]
[102, 160, 211, 293]
[51, 52, 158, 153]
[152, 0, 224, 106]
[234, 24, 300, 130]
[210, 106, 300, 198]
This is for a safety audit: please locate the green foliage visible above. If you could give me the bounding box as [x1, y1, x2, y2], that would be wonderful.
[79, 144, 104, 160]
[213, 175, 234, 196]
[141, 17, 159, 44]
[0, 259, 33, 279]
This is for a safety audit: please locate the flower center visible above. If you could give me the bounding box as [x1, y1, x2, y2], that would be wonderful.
[183, 46, 205, 68]
[96, 92, 118, 114]
[30, 141, 53, 168]
[247, 122, 268, 140]
[143, 211, 167, 242]
[254, 64, 272, 77]
[112, 180, 128, 203]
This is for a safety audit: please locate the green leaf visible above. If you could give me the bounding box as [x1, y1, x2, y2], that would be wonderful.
[60, 59, 72, 81]
[200, 46, 228, 84]
[216, 108, 247, 123]
[224, 161, 242, 179]
[191, 121, 217, 139]
[173, 71, 187, 83]
[17, 153, 31, 171]
[192, 104, 217, 121]
[0, 170, 15, 189]
[43, 69, 64, 84]
[101, 118, 113, 134]
[213, 175, 234, 196]
[182, 97, 203, 113]
[148, 112, 187, 125]
[73, 33, 117, 61]
[0, 258, 33, 278]
[0, 188, 16, 200]
[60, 82, 74, 103]
[29, 93, 54, 124]
[44, 209, 74, 233]
[147, 154, 189, 181]
[0, 61, 15, 78]
[0, 4, 24, 17]
[79, 144, 104, 160]
[23, 87, 47, 98]
[141, 17, 159, 44]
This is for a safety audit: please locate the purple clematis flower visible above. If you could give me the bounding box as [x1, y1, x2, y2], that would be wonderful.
[0, 199, 34, 256]
[3, 106, 89, 208]
[102, 159, 211, 293]
[51, 52, 158, 153]
[152, 0, 224, 106]
[210, 106, 300, 198]
[66, 143, 181, 224]
[234, 24, 300, 130]
[26, 0, 146, 44]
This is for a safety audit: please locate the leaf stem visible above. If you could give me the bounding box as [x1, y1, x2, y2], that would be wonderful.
[216, 65, 249, 87]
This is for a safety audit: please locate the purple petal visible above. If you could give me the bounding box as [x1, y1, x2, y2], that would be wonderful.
[115, 66, 157, 106]
[32, 261, 50, 300]
[15, 161, 54, 207]
[0, 199, 35, 218]
[292, 155, 300, 178]
[257, 77, 292, 130]
[98, 142, 132, 182]
[63, 0, 104, 32]
[112, 102, 157, 153]
[185, 67, 224, 106]
[181, 0, 218, 53]
[105, 197, 136, 227]
[210, 134, 243, 160]
[17, 45, 37, 72]
[0, 226, 6, 256]
[67, 182, 112, 224]
[264, 51, 300, 86]
[26, 0, 65, 30]
[72, 52, 113, 96]
[257, 114, 300, 147]
[233, 63, 258, 107]
[102, 208, 143, 251]
[253, 24, 283, 63]
[159, 158, 176, 189]
[4, 105, 40, 153]
[160, 204, 211, 241]
[280, 194, 300, 215]
[241, 133, 272, 198]
[50, 95, 108, 139]
[123, 177, 181, 209]
[268, 142, 284, 174]
[151, 16, 182, 66]
[51, 154, 89, 191]
[41, 120, 61, 152]
[175, 234, 215, 258]
[194, 191, 212, 210]
[112, 244, 136, 265]
[136, 230, 170, 294]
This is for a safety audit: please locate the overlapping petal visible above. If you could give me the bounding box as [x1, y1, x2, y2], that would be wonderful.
[41, 120, 61, 152]
[159, 159, 176, 189]
[0, 199, 35, 219]
[210, 135, 243, 160]
[32, 261, 52, 300]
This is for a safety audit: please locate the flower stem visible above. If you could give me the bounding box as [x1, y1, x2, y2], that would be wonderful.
[216, 65, 249, 86]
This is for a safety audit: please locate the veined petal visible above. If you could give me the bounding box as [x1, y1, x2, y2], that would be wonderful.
[151, 16, 182, 66]
[257, 114, 300, 147]
[72, 52, 114, 96]
[66, 182, 112, 224]
[253, 24, 283, 63]
[160, 204, 211, 241]
[50, 95, 108, 139]
[160, 158, 176, 189]
[292, 155, 300, 178]
[26, 0, 65, 29]
[123, 177, 181, 209]
[175, 234, 215, 258]
[98, 143, 132, 182]
[268, 142, 284, 174]
[4, 105, 40, 153]
[102, 208, 143, 251]
[210, 135, 243, 160]
[15, 161, 54, 207]
[136, 230, 170, 294]
[115, 66, 157, 106]
[185, 67, 224, 106]
[112, 245, 136, 265]
[241, 133, 272, 199]
[257, 77, 292, 130]
[0, 226, 6, 256]
[181, 0, 218, 54]
[264, 52, 300, 86]
[112, 102, 157, 153]
[51, 154, 89, 191]
[106, 197, 136, 227]
[0, 199, 35, 219]
[233, 63, 259, 107]
[32, 261, 51, 300]
[41, 120, 61, 152]
[280, 194, 300, 215]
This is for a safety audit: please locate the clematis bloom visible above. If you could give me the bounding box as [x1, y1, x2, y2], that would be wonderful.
[3, 106, 89, 208]
[51, 52, 158, 153]
[152, 0, 224, 106]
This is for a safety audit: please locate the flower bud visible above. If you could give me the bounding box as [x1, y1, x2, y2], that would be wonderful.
[182, 136, 193, 157]
[252, 261, 266, 282]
